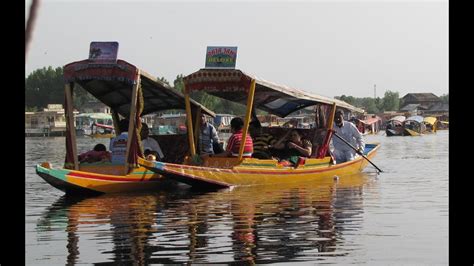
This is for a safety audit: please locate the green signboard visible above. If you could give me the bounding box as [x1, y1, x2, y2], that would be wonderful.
[205, 46, 238, 69]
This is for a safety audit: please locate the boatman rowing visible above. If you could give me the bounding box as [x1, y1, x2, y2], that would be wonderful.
[332, 110, 365, 164]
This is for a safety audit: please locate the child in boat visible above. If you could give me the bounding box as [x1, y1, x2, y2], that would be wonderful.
[214, 117, 253, 158]
[78, 144, 111, 163]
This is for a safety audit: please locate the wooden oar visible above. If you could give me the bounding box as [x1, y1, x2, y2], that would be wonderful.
[332, 132, 383, 173]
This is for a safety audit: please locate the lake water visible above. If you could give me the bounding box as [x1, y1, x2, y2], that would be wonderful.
[25, 131, 448, 265]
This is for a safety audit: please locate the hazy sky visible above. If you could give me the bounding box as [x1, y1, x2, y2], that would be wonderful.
[25, 0, 448, 98]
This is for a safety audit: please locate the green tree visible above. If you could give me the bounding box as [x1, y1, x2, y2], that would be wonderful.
[439, 93, 448, 103]
[171, 74, 245, 115]
[381, 90, 400, 111]
[25, 66, 64, 109]
[25, 66, 99, 110]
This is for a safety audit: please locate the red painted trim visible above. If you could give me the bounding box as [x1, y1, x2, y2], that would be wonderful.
[67, 171, 158, 182]
[163, 145, 379, 176]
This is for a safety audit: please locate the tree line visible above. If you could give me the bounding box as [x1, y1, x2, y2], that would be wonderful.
[25, 66, 448, 115]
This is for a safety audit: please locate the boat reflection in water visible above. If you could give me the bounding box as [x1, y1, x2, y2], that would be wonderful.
[36, 173, 376, 264]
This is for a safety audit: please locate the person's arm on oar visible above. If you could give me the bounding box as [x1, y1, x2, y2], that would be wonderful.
[352, 125, 365, 154]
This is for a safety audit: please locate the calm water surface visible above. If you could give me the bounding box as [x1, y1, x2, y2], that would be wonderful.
[25, 132, 448, 264]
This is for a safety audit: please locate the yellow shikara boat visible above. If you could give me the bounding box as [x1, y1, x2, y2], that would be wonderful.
[36, 52, 214, 195]
[139, 66, 381, 189]
[423, 116, 438, 133]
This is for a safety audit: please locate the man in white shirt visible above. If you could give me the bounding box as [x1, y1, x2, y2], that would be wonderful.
[332, 110, 365, 164]
[140, 123, 164, 161]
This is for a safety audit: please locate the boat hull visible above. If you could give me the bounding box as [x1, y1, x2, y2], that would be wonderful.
[139, 143, 381, 188]
[36, 162, 173, 195]
[386, 128, 403, 136]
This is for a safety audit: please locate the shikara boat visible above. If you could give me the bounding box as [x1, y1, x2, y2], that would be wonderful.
[36, 55, 214, 195]
[139, 67, 381, 189]
[86, 122, 115, 138]
[75, 112, 113, 136]
[385, 116, 406, 136]
[423, 116, 437, 133]
[403, 115, 426, 136]
[437, 120, 449, 130]
[357, 116, 382, 135]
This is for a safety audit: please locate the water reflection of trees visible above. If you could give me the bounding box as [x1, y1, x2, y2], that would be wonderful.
[36, 173, 371, 264]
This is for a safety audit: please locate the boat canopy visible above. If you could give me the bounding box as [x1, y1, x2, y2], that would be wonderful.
[75, 113, 112, 120]
[423, 116, 437, 125]
[389, 116, 406, 122]
[183, 69, 363, 117]
[406, 116, 424, 123]
[360, 116, 381, 125]
[64, 59, 215, 118]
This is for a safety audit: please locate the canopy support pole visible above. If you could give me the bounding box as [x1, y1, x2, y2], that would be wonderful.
[124, 70, 141, 174]
[184, 85, 196, 156]
[65, 83, 79, 170]
[238, 79, 256, 160]
[317, 103, 337, 159]
[194, 107, 202, 153]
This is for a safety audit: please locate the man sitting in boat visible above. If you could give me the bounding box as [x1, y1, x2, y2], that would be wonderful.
[332, 110, 365, 163]
[214, 117, 253, 158]
[270, 129, 312, 165]
[109, 119, 130, 164]
[140, 123, 164, 161]
[248, 119, 276, 159]
[78, 143, 111, 163]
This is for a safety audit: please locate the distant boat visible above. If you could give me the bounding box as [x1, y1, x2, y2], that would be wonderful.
[357, 116, 382, 135]
[403, 116, 426, 136]
[213, 114, 234, 133]
[75, 113, 113, 136]
[385, 116, 406, 136]
[423, 116, 438, 133]
[86, 122, 115, 138]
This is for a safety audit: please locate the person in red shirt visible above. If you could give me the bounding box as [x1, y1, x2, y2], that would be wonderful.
[78, 143, 111, 163]
[215, 117, 253, 158]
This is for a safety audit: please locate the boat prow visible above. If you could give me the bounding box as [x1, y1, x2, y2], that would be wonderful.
[139, 143, 381, 189]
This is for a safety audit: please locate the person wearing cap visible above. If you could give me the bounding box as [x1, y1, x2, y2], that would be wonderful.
[332, 110, 365, 163]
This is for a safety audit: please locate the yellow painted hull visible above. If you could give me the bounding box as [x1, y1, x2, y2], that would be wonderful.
[139, 143, 381, 188]
[36, 162, 172, 194]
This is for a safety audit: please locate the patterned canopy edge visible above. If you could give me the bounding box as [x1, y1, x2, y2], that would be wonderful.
[63, 59, 215, 118]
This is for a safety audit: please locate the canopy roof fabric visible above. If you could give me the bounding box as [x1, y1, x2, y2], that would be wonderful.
[183, 69, 363, 118]
[64, 60, 215, 118]
[389, 116, 406, 122]
[423, 116, 437, 125]
[406, 115, 424, 123]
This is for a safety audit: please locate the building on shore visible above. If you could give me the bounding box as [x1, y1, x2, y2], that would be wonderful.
[399, 93, 448, 120]
[25, 104, 79, 137]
